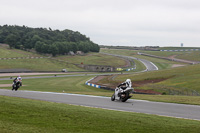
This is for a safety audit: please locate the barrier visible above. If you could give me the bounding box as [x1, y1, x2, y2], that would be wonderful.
[126, 68, 136, 71]
[160, 49, 200, 52]
[85, 82, 101, 88]
[85, 77, 101, 88]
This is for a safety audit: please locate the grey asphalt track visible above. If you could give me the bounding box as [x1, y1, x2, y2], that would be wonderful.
[100, 52, 158, 71]
[1, 89, 200, 121]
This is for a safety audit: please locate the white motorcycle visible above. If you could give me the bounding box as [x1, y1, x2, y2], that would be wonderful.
[111, 87, 134, 102]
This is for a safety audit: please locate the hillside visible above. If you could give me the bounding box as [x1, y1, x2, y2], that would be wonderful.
[100, 48, 188, 70]
[0, 25, 100, 56]
[0, 45, 131, 72]
[99, 48, 200, 96]
[139, 50, 200, 62]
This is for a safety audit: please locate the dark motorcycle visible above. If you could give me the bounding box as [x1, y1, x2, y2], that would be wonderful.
[12, 81, 22, 91]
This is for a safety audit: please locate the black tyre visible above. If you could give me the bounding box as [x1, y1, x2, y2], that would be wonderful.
[111, 94, 115, 101]
[121, 92, 129, 102]
[15, 87, 19, 91]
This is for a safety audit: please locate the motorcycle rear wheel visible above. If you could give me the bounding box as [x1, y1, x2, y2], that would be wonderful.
[111, 94, 115, 101]
[121, 92, 129, 102]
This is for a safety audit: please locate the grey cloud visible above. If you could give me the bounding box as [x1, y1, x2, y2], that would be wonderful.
[0, 0, 200, 47]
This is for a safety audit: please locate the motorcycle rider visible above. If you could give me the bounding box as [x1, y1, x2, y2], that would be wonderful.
[12, 76, 22, 90]
[117, 79, 132, 92]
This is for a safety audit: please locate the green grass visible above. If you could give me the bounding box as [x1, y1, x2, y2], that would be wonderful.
[109, 64, 200, 95]
[100, 48, 148, 71]
[141, 50, 200, 62]
[132, 94, 200, 105]
[0, 45, 84, 71]
[100, 48, 200, 95]
[0, 76, 112, 96]
[0, 45, 40, 58]
[100, 48, 184, 70]
[176, 51, 200, 61]
[1, 95, 200, 133]
[0, 58, 83, 71]
[0, 46, 130, 71]
[56, 52, 127, 67]
[159, 47, 200, 50]
[132, 58, 146, 71]
[134, 54, 185, 70]
[101, 48, 137, 57]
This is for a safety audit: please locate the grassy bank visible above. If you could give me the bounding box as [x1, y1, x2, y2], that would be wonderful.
[1, 96, 200, 133]
[56, 52, 127, 67]
[102, 64, 200, 96]
[100, 48, 184, 70]
[133, 94, 200, 105]
[0, 45, 83, 71]
[142, 50, 200, 62]
[0, 58, 83, 71]
[0, 44, 39, 58]
[0, 76, 112, 96]
[0, 46, 133, 72]
[101, 47, 200, 62]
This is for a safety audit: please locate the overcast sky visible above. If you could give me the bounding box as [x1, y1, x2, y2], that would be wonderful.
[1, 0, 200, 47]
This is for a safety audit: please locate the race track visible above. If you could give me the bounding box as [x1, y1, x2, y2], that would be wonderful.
[101, 52, 158, 71]
[1, 89, 200, 121]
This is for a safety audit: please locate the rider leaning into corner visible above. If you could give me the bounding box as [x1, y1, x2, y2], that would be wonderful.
[117, 79, 132, 91]
[111, 78, 134, 102]
[13, 75, 22, 86]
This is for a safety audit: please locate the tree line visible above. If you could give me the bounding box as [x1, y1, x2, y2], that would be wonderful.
[0, 25, 100, 56]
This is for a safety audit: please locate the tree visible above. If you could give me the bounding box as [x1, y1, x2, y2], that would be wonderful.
[49, 44, 59, 56]
[0, 25, 100, 55]
[69, 42, 78, 53]
[5, 34, 18, 48]
[31, 35, 42, 48]
[35, 41, 44, 53]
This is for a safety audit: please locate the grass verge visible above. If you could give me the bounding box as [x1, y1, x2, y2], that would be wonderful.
[0, 76, 112, 96]
[1, 95, 200, 133]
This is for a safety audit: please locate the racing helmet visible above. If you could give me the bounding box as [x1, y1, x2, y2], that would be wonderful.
[125, 79, 131, 87]
[17, 75, 22, 81]
[126, 79, 131, 83]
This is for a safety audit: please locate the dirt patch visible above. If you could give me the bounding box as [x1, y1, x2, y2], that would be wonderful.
[89, 76, 107, 84]
[0, 84, 26, 87]
[0, 84, 12, 87]
[134, 89, 162, 95]
[171, 64, 186, 68]
[169, 55, 177, 59]
[90, 75, 167, 88]
[89, 75, 167, 95]
[132, 78, 168, 87]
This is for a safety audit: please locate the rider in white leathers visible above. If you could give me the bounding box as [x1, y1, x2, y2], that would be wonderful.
[111, 79, 133, 102]
[118, 79, 132, 91]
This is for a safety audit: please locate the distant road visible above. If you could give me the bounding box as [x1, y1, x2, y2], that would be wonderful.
[101, 52, 158, 71]
[1, 89, 200, 121]
[0, 73, 115, 81]
[0, 52, 158, 81]
[0, 53, 158, 81]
